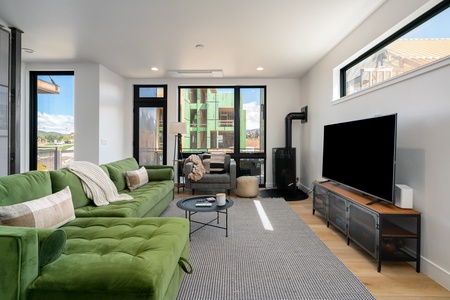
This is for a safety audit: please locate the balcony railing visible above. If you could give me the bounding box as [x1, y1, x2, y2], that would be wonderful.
[218, 120, 234, 127]
[37, 146, 74, 170]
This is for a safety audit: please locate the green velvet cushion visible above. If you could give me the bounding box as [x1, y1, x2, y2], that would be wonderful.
[99, 165, 109, 176]
[146, 168, 174, 182]
[49, 169, 91, 208]
[27, 217, 190, 300]
[37, 228, 67, 268]
[105, 158, 140, 191]
[0, 226, 39, 300]
[0, 171, 52, 206]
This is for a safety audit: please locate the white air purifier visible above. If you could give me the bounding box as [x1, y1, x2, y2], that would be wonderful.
[395, 184, 413, 209]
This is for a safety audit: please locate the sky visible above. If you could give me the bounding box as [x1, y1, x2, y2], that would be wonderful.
[241, 88, 262, 131]
[38, 75, 74, 134]
[402, 6, 450, 39]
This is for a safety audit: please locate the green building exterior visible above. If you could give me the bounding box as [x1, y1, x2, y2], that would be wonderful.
[180, 88, 246, 153]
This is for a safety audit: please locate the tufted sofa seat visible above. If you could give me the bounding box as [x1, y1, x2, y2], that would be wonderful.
[24, 217, 190, 300]
[73, 180, 174, 218]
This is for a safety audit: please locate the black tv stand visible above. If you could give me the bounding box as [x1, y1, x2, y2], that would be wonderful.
[313, 181, 421, 272]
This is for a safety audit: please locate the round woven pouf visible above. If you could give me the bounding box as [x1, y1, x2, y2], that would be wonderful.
[236, 176, 259, 198]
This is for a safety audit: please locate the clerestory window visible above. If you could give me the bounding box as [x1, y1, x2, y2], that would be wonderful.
[341, 2, 450, 97]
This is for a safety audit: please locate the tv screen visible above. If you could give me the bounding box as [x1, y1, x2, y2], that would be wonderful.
[322, 114, 397, 203]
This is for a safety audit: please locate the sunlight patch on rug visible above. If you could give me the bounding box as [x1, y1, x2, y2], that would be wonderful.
[253, 200, 273, 231]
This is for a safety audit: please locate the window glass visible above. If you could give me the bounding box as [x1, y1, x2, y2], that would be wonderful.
[180, 88, 235, 153]
[343, 5, 450, 96]
[138, 87, 165, 98]
[0, 87, 7, 131]
[138, 107, 164, 165]
[240, 88, 265, 154]
[32, 73, 75, 171]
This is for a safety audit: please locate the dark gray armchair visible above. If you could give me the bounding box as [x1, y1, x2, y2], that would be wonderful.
[184, 154, 236, 195]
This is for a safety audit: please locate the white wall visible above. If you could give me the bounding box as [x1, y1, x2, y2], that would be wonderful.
[23, 62, 127, 167]
[74, 64, 101, 163]
[99, 65, 127, 164]
[299, 0, 450, 289]
[126, 78, 301, 186]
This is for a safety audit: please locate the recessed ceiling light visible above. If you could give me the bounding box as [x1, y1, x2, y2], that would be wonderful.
[151, 67, 159, 71]
[256, 67, 264, 71]
[22, 47, 35, 53]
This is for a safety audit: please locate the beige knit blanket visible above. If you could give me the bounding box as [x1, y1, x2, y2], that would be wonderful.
[184, 154, 205, 181]
[69, 161, 133, 206]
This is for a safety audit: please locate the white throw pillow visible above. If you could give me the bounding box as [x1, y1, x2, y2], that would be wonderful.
[126, 166, 149, 191]
[0, 186, 75, 228]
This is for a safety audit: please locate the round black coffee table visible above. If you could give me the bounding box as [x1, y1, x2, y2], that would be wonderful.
[177, 195, 234, 239]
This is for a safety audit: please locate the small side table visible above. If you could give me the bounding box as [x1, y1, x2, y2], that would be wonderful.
[176, 196, 234, 239]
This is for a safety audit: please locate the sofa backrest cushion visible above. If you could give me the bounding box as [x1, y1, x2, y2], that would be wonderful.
[104, 157, 139, 191]
[147, 168, 174, 181]
[50, 169, 91, 208]
[0, 171, 52, 206]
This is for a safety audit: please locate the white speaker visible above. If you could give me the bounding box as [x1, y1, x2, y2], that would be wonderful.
[395, 184, 413, 209]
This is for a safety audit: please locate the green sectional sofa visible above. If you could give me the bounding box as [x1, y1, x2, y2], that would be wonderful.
[0, 157, 191, 300]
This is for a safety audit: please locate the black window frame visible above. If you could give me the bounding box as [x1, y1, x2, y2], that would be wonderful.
[340, 1, 450, 97]
[177, 85, 267, 186]
[133, 84, 168, 165]
[29, 70, 74, 170]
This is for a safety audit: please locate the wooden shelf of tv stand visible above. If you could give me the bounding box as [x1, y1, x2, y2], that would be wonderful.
[314, 181, 421, 272]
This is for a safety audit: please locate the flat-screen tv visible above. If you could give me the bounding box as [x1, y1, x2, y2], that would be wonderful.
[322, 114, 397, 204]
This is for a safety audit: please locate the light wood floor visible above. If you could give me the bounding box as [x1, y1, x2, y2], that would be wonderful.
[288, 197, 450, 300]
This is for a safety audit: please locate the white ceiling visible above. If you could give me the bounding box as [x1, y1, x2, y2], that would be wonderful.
[0, 0, 385, 79]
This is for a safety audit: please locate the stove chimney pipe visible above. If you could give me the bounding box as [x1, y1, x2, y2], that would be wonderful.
[285, 106, 308, 148]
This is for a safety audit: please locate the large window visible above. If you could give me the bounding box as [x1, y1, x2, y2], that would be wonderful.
[341, 2, 450, 97]
[30, 71, 75, 171]
[179, 86, 266, 185]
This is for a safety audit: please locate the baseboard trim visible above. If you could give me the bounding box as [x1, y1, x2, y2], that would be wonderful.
[420, 256, 450, 291]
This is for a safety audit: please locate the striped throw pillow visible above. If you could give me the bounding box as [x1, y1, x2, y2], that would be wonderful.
[202, 153, 211, 173]
[126, 166, 149, 191]
[210, 152, 226, 173]
[0, 186, 75, 228]
[202, 152, 226, 174]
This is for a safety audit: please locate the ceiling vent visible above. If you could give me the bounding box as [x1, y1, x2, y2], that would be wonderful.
[168, 70, 223, 78]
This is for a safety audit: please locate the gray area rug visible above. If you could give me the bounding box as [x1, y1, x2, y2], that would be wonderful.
[161, 197, 375, 300]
